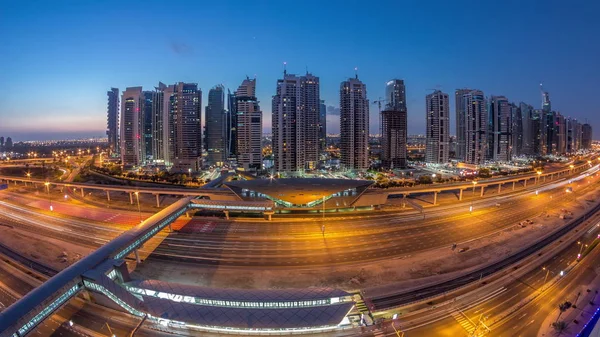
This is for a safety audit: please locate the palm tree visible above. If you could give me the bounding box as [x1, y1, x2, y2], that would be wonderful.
[551, 321, 569, 335]
[556, 301, 572, 323]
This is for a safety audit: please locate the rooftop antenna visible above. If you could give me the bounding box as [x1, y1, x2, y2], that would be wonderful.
[354, 67, 358, 79]
[283, 62, 287, 76]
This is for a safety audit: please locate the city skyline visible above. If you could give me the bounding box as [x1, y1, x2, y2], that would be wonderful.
[1, 1, 600, 142]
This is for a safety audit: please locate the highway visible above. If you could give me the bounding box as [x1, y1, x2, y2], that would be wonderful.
[391, 217, 600, 337]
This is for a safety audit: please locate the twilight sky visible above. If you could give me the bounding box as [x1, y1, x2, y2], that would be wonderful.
[1, 0, 599, 141]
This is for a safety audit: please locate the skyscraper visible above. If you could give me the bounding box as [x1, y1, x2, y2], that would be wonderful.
[319, 100, 327, 153]
[582, 123, 593, 149]
[487, 96, 512, 162]
[455, 88, 471, 160]
[0, 137, 4, 149]
[151, 82, 175, 166]
[234, 77, 262, 171]
[520, 103, 535, 155]
[170, 82, 202, 172]
[272, 71, 320, 172]
[142, 91, 153, 161]
[386, 79, 407, 112]
[556, 113, 567, 154]
[5, 137, 12, 149]
[120, 87, 144, 168]
[425, 90, 449, 164]
[510, 103, 522, 157]
[106, 88, 119, 155]
[381, 80, 407, 169]
[463, 90, 487, 165]
[340, 75, 369, 170]
[205, 85, 226, 166]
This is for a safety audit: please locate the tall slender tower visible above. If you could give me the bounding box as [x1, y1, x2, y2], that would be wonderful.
[170, 82, 202, 172]
[425, 90, 450, 164]
[142, 91, 153, 161]
[106, 88, 119, 155]
[234, 77, 263, 171]
[381, 79, 408, 168]
[455, 88, 471, 160]
[488, 96, 512, 162]
[272, 70, 320, 172]
[340, 75, 369, 170]
[582, 123, 593, 149]
[319, 100, 327, 153]
[120, 87, 143, 168]
[151, 82, 175, 166]
[205, 85, 226, 165]
[463, 90, 487, 165]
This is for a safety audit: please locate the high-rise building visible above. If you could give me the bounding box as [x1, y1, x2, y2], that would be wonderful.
[170, 82, 202, 172]
[386, 79, 407, 112]
[226, 88, 238, 164]
[151, 82, 175, 166]
[520, 103, 535, 155]
[106, 88, 119, 155]
[142, 91, 153, 161]
[425, 90, 450, 164]
[510, 103, 522, 157]
[455, 88, 472, 160]
[272, 71, 320, 172]
[234, 77, 262, 171]
[5, 137, 12, 149]
[487, 96, 512, 162]
[567, 118, 578, 153]
[463, 90, 487, 165]
[319, 100, 327, 153]
[120, 87, 144, 168]
[582, 123, 593, 149]
[381, 80, 407, 169]
[205, 85, 226, 166]
[532, 109, 543, 155]
[0, 136, 4, 149]
[340, 76, 369, 170]
[556, 113, 567, 154]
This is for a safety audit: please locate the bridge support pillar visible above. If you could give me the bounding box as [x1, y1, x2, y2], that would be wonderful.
[134, 249, 141, 264]
[480, 186, 484, 197]
[267, 213, 272, 221]
[524, 179, 527, 187]
[402, 194, 408, 208]
[80, 188, 84, 198]
[129, 192, 134, 205]
[224, 210, 230, 220]
[433, 191, 438, 205]
[155, 194, 160, 207]
[512, 181, 516, 191]
[185, 211, 190, 218]
[168, 223, 172, 232]
[458, 189, 464, 201]
[498, 184, 501, 194]
[106, 190, 110, 202]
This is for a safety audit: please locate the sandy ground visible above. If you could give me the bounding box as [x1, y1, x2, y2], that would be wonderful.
[0, 226, 93, 270]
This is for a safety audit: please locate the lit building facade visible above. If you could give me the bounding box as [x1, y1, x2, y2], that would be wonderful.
[106, 88, 119, 155]
[205, 85, 226, 166]
[340, 76, 369, 170]
[120, 87, 144, 168]
[425, 90, 449, 164]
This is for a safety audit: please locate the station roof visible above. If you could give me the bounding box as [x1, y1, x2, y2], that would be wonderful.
[141, 296, 353, 329]
[126, 279, 349, 302]
[224, 178, 372, 205]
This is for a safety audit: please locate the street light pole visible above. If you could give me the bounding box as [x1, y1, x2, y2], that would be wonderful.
[135, 192, 142, 223]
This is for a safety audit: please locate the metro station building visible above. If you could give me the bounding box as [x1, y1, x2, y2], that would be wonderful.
[223, 178, 386, 211]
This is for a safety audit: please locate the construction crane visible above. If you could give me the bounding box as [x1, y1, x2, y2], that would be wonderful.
[372, 97, 389, 139]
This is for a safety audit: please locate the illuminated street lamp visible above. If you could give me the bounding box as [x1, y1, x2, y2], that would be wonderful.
[577, 241, 588, 260]
[134, 191, 142, 222]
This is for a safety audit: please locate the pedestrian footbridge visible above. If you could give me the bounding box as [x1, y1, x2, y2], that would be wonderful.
[0, 197, 354, 336]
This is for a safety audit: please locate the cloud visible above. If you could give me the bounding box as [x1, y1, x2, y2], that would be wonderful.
[170, 42, 194, 55]
[327, 105, 340, 115]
